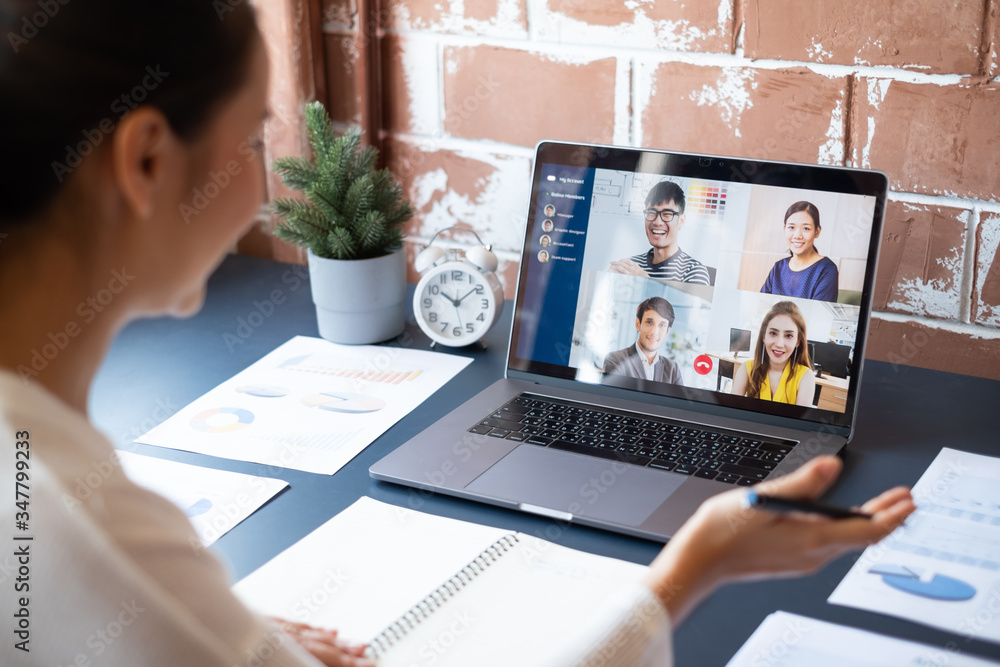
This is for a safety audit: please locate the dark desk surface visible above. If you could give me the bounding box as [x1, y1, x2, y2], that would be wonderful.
[91, 254, 1000, 665]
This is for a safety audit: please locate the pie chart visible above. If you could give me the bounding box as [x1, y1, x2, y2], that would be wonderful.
[191, 407, 255, 433]
[185, 498, 214, 518]
[869, 564, 976, 601]
[301, 391, 386, 414]
[235, 384, 289, 398]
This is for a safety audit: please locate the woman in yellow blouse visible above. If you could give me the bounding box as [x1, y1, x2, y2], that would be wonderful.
[731, 301, 817, 406]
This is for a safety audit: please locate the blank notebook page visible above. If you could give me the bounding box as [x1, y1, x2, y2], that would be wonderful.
[233, 496, 510, 642]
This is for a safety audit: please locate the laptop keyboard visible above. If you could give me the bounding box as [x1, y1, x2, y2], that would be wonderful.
[467, 393, 798, 486]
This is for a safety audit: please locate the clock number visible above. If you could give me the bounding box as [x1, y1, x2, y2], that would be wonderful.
[428, 312, 438, 323]
[468, 274, 475, 284]
[466, 323, 475, 333]
[440, 322, 448, 333]
[452, 327, 461, 337]
[451, 270, 463, 281]
[429, 285, 440, 295]
[476, 313, 485, 322]
[439, 273, 447, 284]
[422, 298, 432, 308]
[481, 299, 489, 309]
[475, 285, 484, 294]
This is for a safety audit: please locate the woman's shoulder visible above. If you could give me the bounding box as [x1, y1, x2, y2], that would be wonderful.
[813, 256, 838, 273]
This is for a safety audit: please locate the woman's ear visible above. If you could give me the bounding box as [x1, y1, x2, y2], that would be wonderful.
[110, 108, 174, 220]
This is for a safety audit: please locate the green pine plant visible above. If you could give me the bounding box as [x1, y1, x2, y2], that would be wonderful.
[271, 101, 413, 260]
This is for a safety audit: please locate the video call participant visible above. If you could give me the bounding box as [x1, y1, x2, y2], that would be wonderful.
[604, 297, 684, 385]
[761, 201, 839, 301]
[608, 180, 714, 285]
[731, 301, 817, 406]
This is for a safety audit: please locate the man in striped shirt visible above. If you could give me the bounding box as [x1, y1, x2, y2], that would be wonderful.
[608, 180, 714, 286]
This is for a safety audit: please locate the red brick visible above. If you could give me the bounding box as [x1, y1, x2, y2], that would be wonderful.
[745, 0, 986, 75]
[381, 34, 413, 135]
[985, 2, 999, 78]
[258, 0, 322, 263]
[866, 318, 1000, 380]
[384, 138, 532, 255]
[322, 33, 363, 126]
[320, 0, 355, 27]
[973, 214, 1000, 327]
[383, 0, 526, 35]
[442, 46, 617, 147]
[642, 63, 847, 165]
[850, 79, 1000, 201]
[380, 35, 439, 135]
[873, 202, 968, 320]
[542, 0, 735, 53]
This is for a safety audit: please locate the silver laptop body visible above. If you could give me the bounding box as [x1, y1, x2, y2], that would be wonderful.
[371, 141, 888, 541]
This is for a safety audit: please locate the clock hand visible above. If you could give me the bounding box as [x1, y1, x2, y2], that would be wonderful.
[455, 287, 478, 305]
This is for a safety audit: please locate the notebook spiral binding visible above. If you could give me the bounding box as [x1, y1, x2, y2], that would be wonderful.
[367, 533, 521, 658]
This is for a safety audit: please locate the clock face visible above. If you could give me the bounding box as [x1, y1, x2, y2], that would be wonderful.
[415, 263, 500, 346]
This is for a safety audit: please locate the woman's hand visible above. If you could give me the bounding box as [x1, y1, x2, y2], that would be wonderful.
[272, 618, 375, 667]
[642, 455, 915, 624]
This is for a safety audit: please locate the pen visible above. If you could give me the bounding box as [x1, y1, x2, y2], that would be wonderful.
[743, 490, 872, 520]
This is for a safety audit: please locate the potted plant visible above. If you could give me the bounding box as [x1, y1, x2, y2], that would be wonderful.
[272, 101, 414, 344]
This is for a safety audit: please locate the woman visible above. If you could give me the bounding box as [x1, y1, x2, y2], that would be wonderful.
[732, 301, 817, 407]
[0, 4, 913, 666]
[761, 201, 839, 301]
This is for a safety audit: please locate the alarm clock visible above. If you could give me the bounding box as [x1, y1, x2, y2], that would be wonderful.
[413, 227, 504, 348]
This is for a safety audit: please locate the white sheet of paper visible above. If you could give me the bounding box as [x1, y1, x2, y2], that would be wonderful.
[116, 450, 288, 546]
[727, 611, 1000, 666]
[233, 496, 511, 642]
[829, 448, 1000, 644]
[136, 336, 473, 474]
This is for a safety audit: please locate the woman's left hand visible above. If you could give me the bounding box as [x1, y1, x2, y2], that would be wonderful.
[642, 456, 915, 623]
[272, 618, 375, 667]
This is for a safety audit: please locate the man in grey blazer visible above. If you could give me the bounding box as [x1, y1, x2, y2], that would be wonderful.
[603, 296, 684, 385]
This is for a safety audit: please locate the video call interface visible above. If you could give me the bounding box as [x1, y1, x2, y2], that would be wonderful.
[513, 161, 879, 420]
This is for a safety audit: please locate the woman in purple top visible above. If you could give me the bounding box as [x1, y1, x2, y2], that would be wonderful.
[761, 201, 840, 302]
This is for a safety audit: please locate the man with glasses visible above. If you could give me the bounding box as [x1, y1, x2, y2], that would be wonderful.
[608, 180, 714, 285]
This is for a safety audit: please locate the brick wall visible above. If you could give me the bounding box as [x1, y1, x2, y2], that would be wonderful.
[307, 0, 1000, 378]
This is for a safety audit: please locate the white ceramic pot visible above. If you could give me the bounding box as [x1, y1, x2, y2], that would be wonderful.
[307, 247, 406, 344]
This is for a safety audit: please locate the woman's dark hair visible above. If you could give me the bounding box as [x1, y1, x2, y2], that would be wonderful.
[0, 1, 258, 223]
[783, 200, 821, 255]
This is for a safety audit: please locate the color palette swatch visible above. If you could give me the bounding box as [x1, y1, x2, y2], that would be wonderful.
[687, 183, 727, 216]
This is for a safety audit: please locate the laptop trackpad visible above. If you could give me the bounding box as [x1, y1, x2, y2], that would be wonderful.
[465, 445, 684, 527]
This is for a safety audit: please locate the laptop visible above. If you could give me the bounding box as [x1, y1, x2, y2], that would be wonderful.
[371, 141, 888, 541]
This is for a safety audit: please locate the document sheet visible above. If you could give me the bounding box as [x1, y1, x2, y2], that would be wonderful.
[830, 448, 1000, 644]
[137, 336, 472, 474]
[727, 611, 999, 666]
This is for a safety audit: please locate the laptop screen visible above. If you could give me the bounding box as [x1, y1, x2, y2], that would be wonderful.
[508, 142, 888, 430]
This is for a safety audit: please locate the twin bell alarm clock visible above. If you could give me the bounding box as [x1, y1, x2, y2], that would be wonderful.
[413, 227, 504, 348]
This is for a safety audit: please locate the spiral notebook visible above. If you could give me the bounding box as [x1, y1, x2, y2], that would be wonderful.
[233, 497, 647, 665]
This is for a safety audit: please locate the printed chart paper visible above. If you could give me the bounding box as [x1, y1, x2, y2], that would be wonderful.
[137, 336, 473, 474]
[727, 611, 1000, 666]
[830, 448, 1000, 644]
[117, 450, 288, 546]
